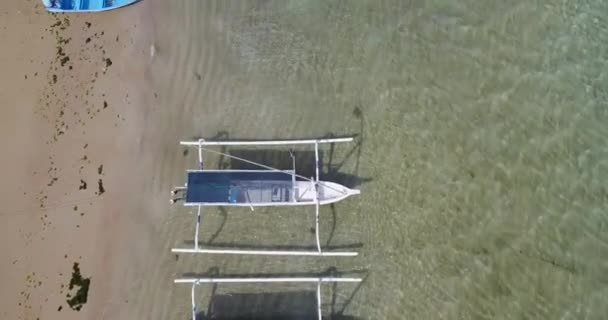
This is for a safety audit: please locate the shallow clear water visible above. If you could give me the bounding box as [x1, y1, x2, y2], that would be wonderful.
[142, 1, 608, 319]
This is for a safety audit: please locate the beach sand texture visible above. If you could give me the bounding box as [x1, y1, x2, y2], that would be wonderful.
[0, 0, 158, 319]
[1, 0, 608, 319]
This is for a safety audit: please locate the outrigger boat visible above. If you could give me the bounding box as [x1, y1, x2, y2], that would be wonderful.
[171, 137, 361, 257]
[42, 0, 140, 12]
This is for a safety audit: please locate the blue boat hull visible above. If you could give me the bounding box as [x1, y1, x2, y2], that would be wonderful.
[43, 0, 140, 12]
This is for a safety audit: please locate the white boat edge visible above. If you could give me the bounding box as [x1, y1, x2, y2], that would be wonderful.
[183, 181, 360, 207]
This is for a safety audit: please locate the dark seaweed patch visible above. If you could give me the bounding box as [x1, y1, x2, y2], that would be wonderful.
[97, 179, 105, 195]
[47, 177, 58, 187]
[60, 56, 70, 67]
[353, 106, 363, 119]
[66, 263, 90, 311]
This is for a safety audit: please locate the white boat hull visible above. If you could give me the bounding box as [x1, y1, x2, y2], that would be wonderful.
[183, 180, 359, 207]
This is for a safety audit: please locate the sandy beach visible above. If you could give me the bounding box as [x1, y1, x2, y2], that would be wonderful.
[0, 1, 162, 319]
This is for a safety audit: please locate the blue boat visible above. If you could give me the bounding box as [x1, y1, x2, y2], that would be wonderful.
[42, 0, 140, 12]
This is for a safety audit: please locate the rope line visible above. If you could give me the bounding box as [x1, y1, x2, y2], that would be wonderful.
[197, 145, 348, 196]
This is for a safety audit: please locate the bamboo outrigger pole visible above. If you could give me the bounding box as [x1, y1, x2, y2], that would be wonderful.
[180, 137, 354, 147]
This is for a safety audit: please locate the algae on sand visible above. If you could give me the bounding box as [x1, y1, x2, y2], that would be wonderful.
[66, 262, 91, 311]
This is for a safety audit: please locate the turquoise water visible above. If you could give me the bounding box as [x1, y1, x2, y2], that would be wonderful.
[143, 1, 608, 318]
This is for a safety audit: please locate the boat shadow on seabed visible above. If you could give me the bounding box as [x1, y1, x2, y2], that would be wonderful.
[187, 268, 368, 320]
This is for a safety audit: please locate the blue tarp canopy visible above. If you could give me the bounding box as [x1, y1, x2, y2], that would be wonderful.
[185, 171, 291, 203]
